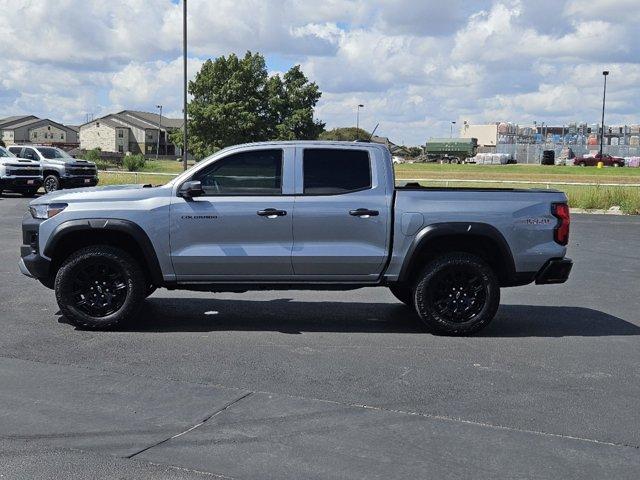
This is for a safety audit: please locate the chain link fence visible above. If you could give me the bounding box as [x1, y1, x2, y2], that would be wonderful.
[494, 143, 640, 164]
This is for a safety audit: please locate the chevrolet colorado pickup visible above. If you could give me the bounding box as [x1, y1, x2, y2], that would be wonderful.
[0, 146, 43, 197]
[9, 145, 98, 193]
[19, 141, 572, 335]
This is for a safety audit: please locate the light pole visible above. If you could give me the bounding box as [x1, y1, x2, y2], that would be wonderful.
[182, 0, 188, 171]
[356, 104, 364, 140]
[155, 104, 163, 160]
[600, 70, 609, 158]
[450, 121, 456, 138]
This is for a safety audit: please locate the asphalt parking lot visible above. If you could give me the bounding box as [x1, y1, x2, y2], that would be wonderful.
[0, 193, 639, 479]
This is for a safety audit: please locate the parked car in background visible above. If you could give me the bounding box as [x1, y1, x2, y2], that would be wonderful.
[573, 153, 625, 167]
[8, 145, 98, 193]
[0, 146, 42, 197]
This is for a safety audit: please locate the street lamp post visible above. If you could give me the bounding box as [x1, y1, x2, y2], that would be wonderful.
[356, 104, 364, 140]
[182, 0, 188, 171]
[600, 70, 609, 158]
[155, 104, 163, 160]
[450, 121, 456, 138]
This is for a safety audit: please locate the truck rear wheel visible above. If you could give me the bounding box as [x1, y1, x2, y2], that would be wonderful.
[413, 252, 499, 335]
[389, 284, 414, 306]
[54, 245, 146, 330]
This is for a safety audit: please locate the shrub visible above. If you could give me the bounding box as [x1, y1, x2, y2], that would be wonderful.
[123, 154, 146, 172]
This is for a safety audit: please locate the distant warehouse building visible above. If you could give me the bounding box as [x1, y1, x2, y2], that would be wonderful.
[80, 110, 183, 155]
[0, 115, 79, 146]
[460, 123, 500, 147]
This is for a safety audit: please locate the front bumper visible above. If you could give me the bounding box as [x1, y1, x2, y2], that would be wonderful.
[60, 176, 99, 188]
[19, 216, 50, 280]
[535, 258, 573, 284]
[0, 177, 43, 191]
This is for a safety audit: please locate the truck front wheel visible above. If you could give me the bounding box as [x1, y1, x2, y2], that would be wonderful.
[54, 245, 146, 330]
[43, 174, 60, 193]
[414, 252, 499, 335]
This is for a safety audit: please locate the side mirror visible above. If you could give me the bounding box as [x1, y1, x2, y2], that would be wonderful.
[178, 180, 204, 199]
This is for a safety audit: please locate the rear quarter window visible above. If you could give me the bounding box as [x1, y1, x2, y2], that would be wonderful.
[303, 148, 371, 194]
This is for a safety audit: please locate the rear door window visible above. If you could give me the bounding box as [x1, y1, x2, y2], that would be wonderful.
[303, 149, 371, 194]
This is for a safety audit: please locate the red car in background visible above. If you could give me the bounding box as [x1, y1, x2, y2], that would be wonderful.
[573, 153, 625, 167]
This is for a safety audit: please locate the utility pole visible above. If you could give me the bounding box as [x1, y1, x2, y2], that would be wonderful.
[600, 70, 609, 158]
[356, 104, 364, 140]
[155, 104, 162, 160]
[182, 0, 188, 171]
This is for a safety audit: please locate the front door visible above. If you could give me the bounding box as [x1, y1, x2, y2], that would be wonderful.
[170, 148, 295, 281]
[291, 147, 392, 281]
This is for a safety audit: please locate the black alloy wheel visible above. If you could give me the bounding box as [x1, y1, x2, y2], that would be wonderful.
[55, 245, 146, 329]
[44, 175, 60, 193]
[414, 252, 500, 335]
[70, 261, 128, 317]
[427, 264, 487, 323]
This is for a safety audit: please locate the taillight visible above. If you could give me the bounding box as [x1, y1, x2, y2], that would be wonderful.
[552, 202, 570, 246]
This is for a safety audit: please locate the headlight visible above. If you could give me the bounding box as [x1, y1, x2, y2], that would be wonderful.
[29, 203, 67, 219]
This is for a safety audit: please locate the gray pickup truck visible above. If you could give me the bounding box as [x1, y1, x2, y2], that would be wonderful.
[19, 141, 572, 335]
[9, 145, 98, 193]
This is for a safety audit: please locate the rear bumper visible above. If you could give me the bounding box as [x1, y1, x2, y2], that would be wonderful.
[535, 258, 573, 284]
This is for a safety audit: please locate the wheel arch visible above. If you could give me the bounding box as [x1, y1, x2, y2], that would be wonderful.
[43, 219, 164, 286]
[42, 169, 60, 177]
[397, 222, 517, 286]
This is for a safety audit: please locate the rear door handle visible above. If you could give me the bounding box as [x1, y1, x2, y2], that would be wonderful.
[349, 208, 379, 218]
[257, 208, 287, 218]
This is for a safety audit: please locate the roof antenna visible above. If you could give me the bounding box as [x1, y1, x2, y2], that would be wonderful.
[368, 123, 379, 142]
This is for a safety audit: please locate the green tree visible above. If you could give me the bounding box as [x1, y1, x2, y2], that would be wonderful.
[185, 51, 324, 158]
[319, 127, 371, 142]
[267, 65, 324, 140]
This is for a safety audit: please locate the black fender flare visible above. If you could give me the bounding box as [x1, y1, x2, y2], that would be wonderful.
[43, 218, 164, 285]
[397, 222, 517, 284]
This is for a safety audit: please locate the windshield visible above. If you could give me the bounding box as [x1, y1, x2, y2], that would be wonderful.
[38, 147, 72, 159]
[0, 147, 15, 158]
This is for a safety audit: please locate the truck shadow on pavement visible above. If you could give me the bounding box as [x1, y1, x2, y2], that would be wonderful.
[77, 297, 640, 337]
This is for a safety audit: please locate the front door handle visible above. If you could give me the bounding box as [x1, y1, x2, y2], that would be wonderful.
[349, 208, 379, 218]
[257, 208, 287, 218]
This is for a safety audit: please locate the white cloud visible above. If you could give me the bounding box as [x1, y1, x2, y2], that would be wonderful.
[0, 0, 638, 144]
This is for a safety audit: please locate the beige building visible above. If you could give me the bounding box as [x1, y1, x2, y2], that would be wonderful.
[79, 118, 131, 153]
[460, 123, 499, 147]
[0, 116, 79, 145]
[80, 110, 183, 155]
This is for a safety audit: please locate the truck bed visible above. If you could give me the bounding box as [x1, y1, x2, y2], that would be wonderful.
[384, 186, 568, 281]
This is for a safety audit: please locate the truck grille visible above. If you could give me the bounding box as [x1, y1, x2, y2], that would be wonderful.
[8, 168, 41, 176]
[66, 164, 97, 176]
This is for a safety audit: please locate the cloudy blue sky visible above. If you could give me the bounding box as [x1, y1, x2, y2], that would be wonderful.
[0, 0, 638, 145]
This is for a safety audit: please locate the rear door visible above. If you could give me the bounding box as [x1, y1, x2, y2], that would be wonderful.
[170, 147, 295, 281]
[291, 146, 391, 281]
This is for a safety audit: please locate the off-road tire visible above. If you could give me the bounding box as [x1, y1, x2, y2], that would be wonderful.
[389, 284, 414, 306]
[55, 245, 146, 330]
[43, 174, 60, 193]
[414, 252, 500, 335]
